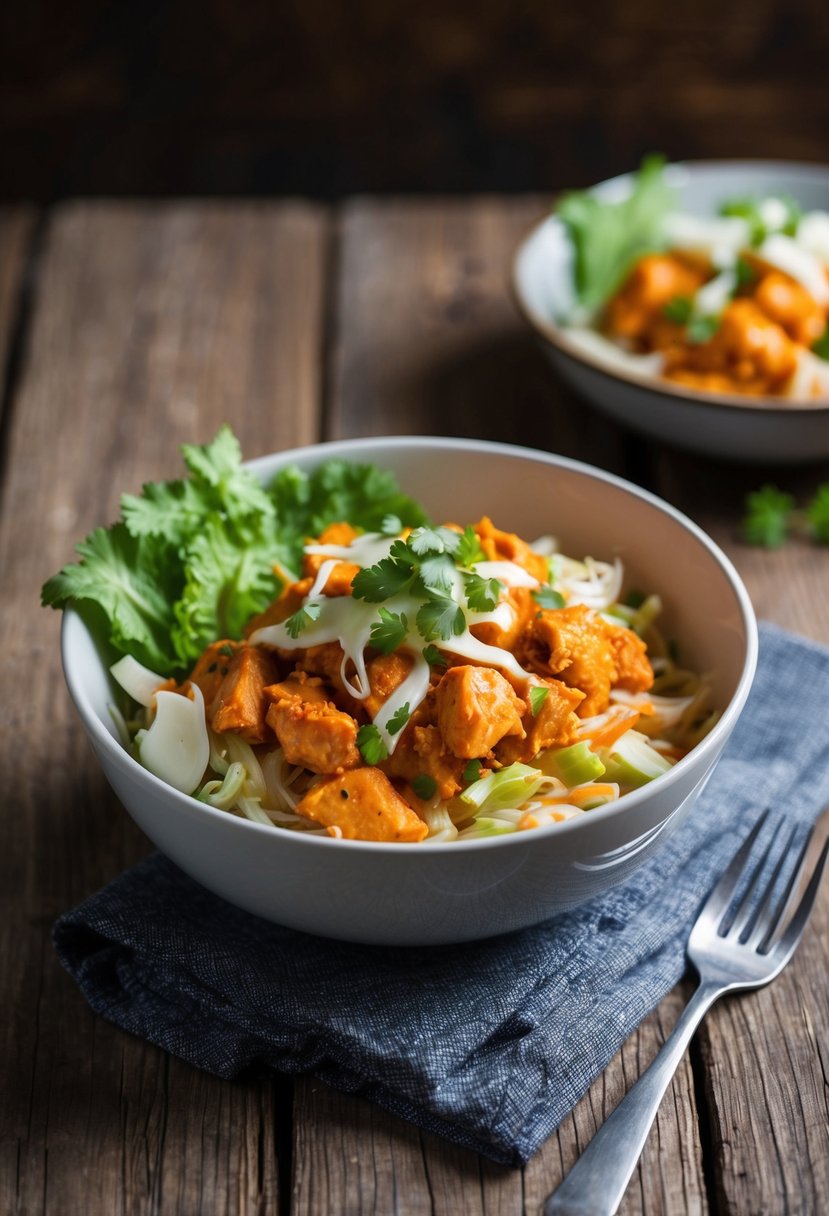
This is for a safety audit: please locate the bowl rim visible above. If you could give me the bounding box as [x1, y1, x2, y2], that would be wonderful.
[61, 434, 759, 856]
[511, 157, 829, 416]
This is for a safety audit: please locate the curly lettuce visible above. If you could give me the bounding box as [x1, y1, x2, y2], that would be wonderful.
[42, 427, 427, 674]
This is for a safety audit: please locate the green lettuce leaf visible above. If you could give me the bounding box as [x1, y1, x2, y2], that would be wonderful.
[41, 523, 182, 670]
[557, 154, 675, 315]
[42, 426, 430, 677]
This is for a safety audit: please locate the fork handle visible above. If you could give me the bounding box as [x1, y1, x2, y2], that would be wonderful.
[544, 980, 723, 1216]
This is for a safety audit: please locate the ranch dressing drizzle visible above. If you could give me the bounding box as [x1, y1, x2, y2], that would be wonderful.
[756, 234, 829, 307]
[249, 538, 540, 754]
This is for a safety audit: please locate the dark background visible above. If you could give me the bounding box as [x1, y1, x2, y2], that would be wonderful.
[2, 0, 829, 202]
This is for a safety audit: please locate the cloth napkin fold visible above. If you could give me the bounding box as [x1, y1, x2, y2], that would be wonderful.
[54, 623, 829, 1166]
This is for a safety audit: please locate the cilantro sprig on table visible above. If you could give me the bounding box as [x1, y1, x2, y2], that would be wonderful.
[41, 426, 427, 674]
[742, 484, 829, 547]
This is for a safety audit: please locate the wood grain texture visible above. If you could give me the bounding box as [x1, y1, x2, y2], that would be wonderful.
[652, 451, 829, 1215]
[0, 207, 36, 416]
[289, 196, 707, 1216]
[327, 195, 627, 472]
[292, 987, 707, 1216]
[0, 200, 328, 1215]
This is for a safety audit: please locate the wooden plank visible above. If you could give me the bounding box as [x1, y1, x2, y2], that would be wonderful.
[293, 987, 707, 1215]
[0, 200, 328, 1215]
[289, 197, 707, 1214]
[326, 195, 628, 472]
[0, 207, 37, 418]
[652, 450, 829, 1214]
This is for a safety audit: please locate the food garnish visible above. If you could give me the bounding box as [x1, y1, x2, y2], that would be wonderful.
[44, 429, 716, 842]
[742, 483, 829, 546]
[554, 159, 829, 400]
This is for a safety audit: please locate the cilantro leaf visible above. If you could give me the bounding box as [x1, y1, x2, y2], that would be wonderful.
[529, 686, 550, 716]
[419, 553, 455, 592]
[41, 523, 181, 671]
[812, 331, 829, 362]
[719, 194, 802, 245]
[387, 702, 410, 735]
[463, 572, 502, 612]
[284, 600, 322, 640]
[463, 758, 482, 784]
[805, 485, 829, 543]
[412, 773, 437, 800]
[408, 526, 461, 557]
[416, 595, 466, 642]
[735, 256, 756, 290]
[533, 585, 566, 610]
[742, 485, 795, 548]
[369, 607, 409, 654]
[351, 555, 416, 602]
[663, 296, 693, 324]
[422, 644, 448, 668]
[357, 724, 388, 765]
[687, 314, 720, 344]
[456, 525, 486, 567]
[381, 514, 403, 535]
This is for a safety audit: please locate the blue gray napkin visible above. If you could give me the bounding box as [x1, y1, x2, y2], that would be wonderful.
[53, 623, 829, 1165]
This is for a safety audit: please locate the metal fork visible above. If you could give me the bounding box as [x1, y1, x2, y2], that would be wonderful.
[545, 808, 829, 1216]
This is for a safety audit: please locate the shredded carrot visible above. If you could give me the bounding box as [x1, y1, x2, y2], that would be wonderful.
[578, 704, 640, 749]
[536, 783, 618, 809]
[518, 812, 539, 831]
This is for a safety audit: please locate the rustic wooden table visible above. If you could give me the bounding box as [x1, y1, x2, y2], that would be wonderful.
[1, 198, 828, 1215]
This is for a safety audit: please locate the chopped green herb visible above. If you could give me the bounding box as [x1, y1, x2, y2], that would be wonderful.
[284, 600, 322, 639]
[351, 554, 416, 602]
[735, 256, 756, 290]
[805, 485, 829, 543]
[219, 643, 236, 658]
[742, 485, 796, 548]
[387, 702, 411, 736]
[380, 513, 403, 536]
[41, 426, 429, 675]
[416, 594, 466, 642]
[663, 295, 693, 324]
[719, 195, 802, 245]
[412, 773, 438, 800]
[463, 572, 503, 613]
[369, 607, 409, 654]
[356, 724, 389, 765]
[408, 526, 461, 557]
[419, 553, 456, 592]
[463, 759, 482, 784]
[624, 589, 646, 608]
[532, 585, 566, 610]
[529, 686, 550, 716]
[687, 314, 720, 345]
[456, 525, 486, 568]
[423, 644, 448, 667]
[812, 331, 829, 362]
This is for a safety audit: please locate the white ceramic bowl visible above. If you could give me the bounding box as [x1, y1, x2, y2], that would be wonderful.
[62, 437, 758, 945]
[513, 161, 829, 463]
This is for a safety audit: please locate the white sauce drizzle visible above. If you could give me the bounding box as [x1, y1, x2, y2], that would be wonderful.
[307, 558, 341, 599]
[249, 540, 543, 754]
[757, 234, 829, 307]
[475, 560, 539, 588]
